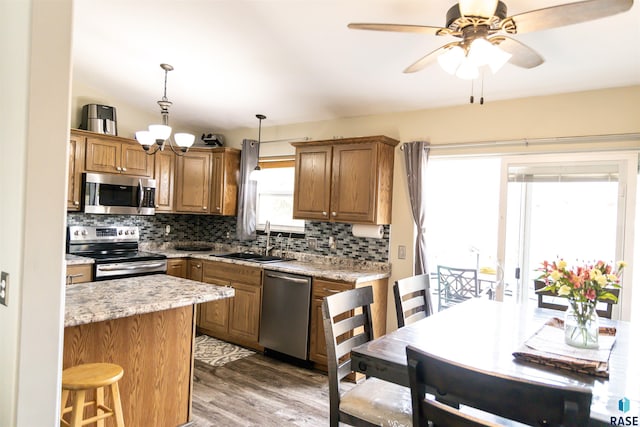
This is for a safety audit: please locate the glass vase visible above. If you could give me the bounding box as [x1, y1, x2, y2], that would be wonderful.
[564, 300, 599, 349]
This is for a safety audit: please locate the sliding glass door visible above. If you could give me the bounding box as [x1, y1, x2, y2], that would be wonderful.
[496, 152, 637, 320]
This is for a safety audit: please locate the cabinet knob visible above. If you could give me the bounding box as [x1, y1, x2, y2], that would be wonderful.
[216, 207, 221, 211]
[122, 167, 127, 172]
[331, 212, 337, 217]
[116, 166, 122, 171]
[196, 264, 201, 268]
[73, 201, 79, 206]
[203, 206, 207, 210]
[322, 211, 328, 216]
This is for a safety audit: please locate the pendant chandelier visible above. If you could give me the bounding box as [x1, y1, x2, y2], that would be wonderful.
[249, 114, 266, 181]
[136, 63, 195, 155]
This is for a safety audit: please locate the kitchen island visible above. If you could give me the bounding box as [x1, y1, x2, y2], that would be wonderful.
[63, 274, 234, 427]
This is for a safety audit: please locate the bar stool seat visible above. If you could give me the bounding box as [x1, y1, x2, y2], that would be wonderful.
[60, 362, 125, 427]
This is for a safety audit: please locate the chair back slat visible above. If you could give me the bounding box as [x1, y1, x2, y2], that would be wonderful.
[406, 345, 592, 427]
[332, 312, 366, 337]
[394, 274, 433, 327]
[437, 266, 480, 310]
[335, 332, 369, 360]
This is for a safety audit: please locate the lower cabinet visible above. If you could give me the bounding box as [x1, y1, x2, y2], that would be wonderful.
[65, 264, 93, 285]
[308, 277, 388, 371]
[166, 258, 187, 278]
[196, 259, 263, 351]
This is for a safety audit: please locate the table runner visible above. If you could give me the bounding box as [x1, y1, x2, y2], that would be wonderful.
[513, 318, 616, 378]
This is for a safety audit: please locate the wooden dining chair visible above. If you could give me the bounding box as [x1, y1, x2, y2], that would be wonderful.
[406, 345, 592, 427]
[534, 280, 620, 319]
[436, 265, 480, 311]
[393, 273, 433, 328]
[322, 286, 412, 427]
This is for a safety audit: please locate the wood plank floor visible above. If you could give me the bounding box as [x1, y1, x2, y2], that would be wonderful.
[191, 354, 342, 426]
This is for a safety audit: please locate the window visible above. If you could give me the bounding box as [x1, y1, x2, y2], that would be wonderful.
[256, 158, 305, 234]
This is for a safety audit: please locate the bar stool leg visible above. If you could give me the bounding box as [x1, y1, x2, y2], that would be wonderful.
[70, 389, 86, 427]
[96, 386, 105, 427]
[110, 382, 125, 427]
[60, 390, 69, 426]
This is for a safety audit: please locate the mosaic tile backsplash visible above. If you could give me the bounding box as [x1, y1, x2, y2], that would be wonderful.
[66, 213, 390, 262]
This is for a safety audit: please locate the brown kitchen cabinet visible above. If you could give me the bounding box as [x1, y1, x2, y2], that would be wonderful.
[308, 277, 388, 372]
[187, 259, 204, 282]
[67, 131, 86, 211]
[84, 133, 154, 177]
[292, 135, 398, 225]
[166, 258, 187, 278]
[197, 259, 263, 351]
[175, 148, 240, 215]
[154, 149, 176, 212]
[65, 264, 93, 285]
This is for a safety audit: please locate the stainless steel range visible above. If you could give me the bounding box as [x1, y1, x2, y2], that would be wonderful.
[67, 226, 167, 281]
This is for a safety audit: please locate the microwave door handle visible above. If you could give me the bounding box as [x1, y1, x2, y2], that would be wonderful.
[138, 179, 143, 212]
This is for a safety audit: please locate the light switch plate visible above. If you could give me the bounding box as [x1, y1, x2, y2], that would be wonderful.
[398, 245, 407, 260]
[0, 271, 8, 307]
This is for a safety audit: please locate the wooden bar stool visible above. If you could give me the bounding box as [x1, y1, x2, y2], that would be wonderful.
[60, 362, 125, 427]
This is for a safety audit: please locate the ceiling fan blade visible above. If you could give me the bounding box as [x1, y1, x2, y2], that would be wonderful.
[403, 44, 457, 73]
[348, 23, 446, 35]
[506, 0, 633, 34]
[491, 36, 544, 68]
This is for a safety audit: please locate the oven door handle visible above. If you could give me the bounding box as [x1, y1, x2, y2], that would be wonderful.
[97, 262, 166, 271]
[138, 179, 144, 212]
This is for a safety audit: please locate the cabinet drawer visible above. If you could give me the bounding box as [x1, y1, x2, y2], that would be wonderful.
[312, 278, 353, 298]
[66, 264, 93, 285]
[203, 260, 262, 286]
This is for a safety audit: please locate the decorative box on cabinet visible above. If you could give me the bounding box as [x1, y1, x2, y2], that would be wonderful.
[292, 135, 399, 225]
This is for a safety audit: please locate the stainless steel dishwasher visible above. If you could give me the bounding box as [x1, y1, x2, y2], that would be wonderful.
[259, 270, 312, 360]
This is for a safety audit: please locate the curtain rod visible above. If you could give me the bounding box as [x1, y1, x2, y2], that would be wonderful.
[416, 132, 640, 151]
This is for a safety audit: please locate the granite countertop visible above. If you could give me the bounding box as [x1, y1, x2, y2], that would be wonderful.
[64, 274, 234, 327]
[65, 254, 94, 265]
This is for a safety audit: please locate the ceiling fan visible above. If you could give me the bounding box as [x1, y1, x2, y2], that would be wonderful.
[348, 0, 634, 80]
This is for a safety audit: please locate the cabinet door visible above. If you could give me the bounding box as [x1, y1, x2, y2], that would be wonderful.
[293, 145, 332, 221]
[228, 282, 262, 343]
[85, 137, 121, 173]
[166, 258, 187, 278]
[154, 150, 175, 212]
[199, 277, 231, 335]
[175, 152, 211, 213]
[187, 259, 204, 281]
[65, 264, 93, 285]
[67, 132, 85, 211]
[330, 142, 377, 223]
[210, 152, 224, 215]
[121, 142, 154, 177]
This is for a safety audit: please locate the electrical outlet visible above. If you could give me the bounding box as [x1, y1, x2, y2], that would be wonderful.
[164, 225, 171, 236]
[308, 237, 317, 250]
[1, 271, 8, 307]
[398, 245, 406, 260]
[329, 236, 337, 251]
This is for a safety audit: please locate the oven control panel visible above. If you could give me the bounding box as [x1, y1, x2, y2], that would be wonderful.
[68, 226, 139, 243]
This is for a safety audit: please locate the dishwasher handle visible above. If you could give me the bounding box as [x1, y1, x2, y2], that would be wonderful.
[264, 271, 309, 284]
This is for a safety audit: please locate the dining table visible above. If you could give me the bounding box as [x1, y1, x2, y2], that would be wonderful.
[351, 298, 639, 426]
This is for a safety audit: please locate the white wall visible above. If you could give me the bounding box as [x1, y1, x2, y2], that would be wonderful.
[0, 0, 73, 425]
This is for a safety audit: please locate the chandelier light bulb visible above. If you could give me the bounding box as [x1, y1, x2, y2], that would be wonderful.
[174, 133, 196, 151]
[148, 124, 172, 143]
[135, 131, 155, 148]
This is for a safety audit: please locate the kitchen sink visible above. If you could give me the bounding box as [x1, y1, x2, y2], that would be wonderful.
[250, 256, 294, 264]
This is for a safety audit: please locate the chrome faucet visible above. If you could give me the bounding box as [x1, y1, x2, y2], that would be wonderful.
[264, 220, 274, 256]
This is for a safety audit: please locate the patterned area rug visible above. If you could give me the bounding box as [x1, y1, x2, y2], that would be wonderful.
[194, 335, 255, 367]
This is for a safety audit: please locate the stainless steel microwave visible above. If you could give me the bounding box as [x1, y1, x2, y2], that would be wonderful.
[83, 172, 156, 215]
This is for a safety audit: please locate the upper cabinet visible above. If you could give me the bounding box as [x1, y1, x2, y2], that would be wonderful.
[85, 134, 154, 177]
[154, 150, 176, 212]
[175, 147, 240, 215]
[67, 131, 86, 211]
[292, 135, 399, 225]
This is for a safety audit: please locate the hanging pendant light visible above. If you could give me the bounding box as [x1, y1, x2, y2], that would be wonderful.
[249, 114, 266, 181]
[136, 63, 195, 156]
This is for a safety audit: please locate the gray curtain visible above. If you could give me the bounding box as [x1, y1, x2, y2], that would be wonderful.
[236, 139, 259, 240]
[403, 141, 430, 276]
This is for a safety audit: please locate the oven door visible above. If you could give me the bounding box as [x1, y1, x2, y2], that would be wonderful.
[94, 259, 167, 280]
[83, 172, 156, 215]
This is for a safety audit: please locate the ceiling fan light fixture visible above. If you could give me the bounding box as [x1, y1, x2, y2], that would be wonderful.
[459, 0, 498, 18]
[438, 45, 465, 74]
[455, 57, 479, 80]
[486, 44, 512, 73]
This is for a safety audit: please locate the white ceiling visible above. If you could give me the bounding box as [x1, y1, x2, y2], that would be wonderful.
[72, 0, 640, 133]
